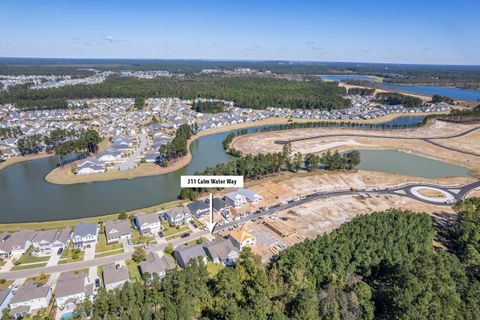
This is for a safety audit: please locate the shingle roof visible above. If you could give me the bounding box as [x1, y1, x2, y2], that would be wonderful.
[229, 228, 254, 244]
[173, 244, 207, 268]
[55, 272, 87, 298]
[139, 252, 176, 275]
[10, 284, 50, 304]
[135, 212, 160, 226]
[203, 238, 237, 262]
[105, 220, 131, 242]
[73, 222, 97, 238]
[167, 206, 191, 219]
[103, 263, 129, 286]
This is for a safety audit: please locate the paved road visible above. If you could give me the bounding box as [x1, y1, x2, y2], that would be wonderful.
[274, 125, 480, 157]
[2, 180, 479, 280]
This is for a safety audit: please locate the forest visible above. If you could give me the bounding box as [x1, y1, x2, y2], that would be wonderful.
[193, 101, 227, 114]
[158, 124, 195, 166]
[375, 92, 424, 108]
[62, 198, 480, 320]
[0, 76, 350, 111]
[347, 87, 375, 96]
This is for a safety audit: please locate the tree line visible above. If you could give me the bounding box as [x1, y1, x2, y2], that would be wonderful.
[158, 124, 195, 166]
[63, 201, 480, 320]
[0, 127, 22, 139]
[193, 101, 227, 113]
[375, 92, 424, 108]
[0, 75, 350, 111]
[347, 87, 375, 96]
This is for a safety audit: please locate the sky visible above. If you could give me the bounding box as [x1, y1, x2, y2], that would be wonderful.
[0, 0, 479, 65]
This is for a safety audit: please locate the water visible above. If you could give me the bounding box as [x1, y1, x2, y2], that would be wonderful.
[320, 75, 480, 101]
[0, 122, 471, 223]
[357, 150, 470, 179]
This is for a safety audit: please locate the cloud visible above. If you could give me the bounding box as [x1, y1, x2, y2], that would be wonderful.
[103, 35, 115, 42]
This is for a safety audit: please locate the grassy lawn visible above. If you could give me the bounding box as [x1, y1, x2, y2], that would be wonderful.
[97, 265, 104, 286]
[0, 260, 5, 267]
[0, 199, 185, 232]
[131, 229, 155, 245]
[0, 280, 13, 290]
[26, 274, 50, 286]
[94, 248, 124, 259]
[206, 262, 224, 278]
[58, 244, 84, 264]
[163, 225, 190, 239]
[17, 246, 50, 265]
[11, 262, 47, 271]
[126, 259, 142, 283]
[96, 232, 123, 253]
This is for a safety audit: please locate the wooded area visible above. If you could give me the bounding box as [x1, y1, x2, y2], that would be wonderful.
[65, 199, 480, 319]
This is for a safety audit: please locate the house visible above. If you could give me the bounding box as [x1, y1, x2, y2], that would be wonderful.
[9, 284, 52, 318]
[187, 200, 210, 217]
[0, 289, 13, 315]
[229, 228, 256, 250]
[97, 148, 123, 162]
[173, 244, 208, 269]
[51, 227, 71, 252]
[0, 230, 37, 259]
[134, 212, 162, 235]
[237, 188, 263, 203]
[224, 191, 247, 208]
[139, 252, 176, 278]
[31, 229, 58, 257]
[76, 157, 105, 175]
[209, 197, 228, 212]
[71, 222, 98, 249]
[103, 263, 130, 290]
[104, 220, 131, 244]
[143, 151, 161, 163]
[55, 272, 94, 310]
[203, 238, 239, 266]
[164, 206, 191, 225]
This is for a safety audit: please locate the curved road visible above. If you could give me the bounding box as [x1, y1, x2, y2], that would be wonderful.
[274, 125, 480, 157]
[1, 180, 479, 280]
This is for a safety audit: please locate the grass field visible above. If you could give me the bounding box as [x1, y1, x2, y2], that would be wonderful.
[162, 225, 190, 239]
[126, 259, 142, 283]
[131, 229, 155, 245]
[58, 244, 85, 264]
[96, 232, 123, 253]
[0, 199, 184, 233]
[0, 280, 13, 290]
[17, 246, 50, 265]
[26, 273, 50, 286]
[11, 262, 47, 271]
[95, 248, 124, 259]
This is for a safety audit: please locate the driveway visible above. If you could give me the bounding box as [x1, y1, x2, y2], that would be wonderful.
[116, 134, 147, 171]
[84, 246, 96, 261]
[46, 251, 61, 267]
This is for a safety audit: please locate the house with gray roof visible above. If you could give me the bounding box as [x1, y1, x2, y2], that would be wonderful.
[134, 212, 162, 236]
[237, 188, 263, 203]
[164, 206, 192, 225]
[55, 272, 94, 310]
[203, 237, 239, 266]
[173, 244, 208, 269]
[76, 157, 105, 175]
[139, 252, 176, 278]
[0, 230, 37, 259]
[103, 263, 130, 290]
[72, 222, 98, 249]
[104, 220, 131, 244]
[9, 284, 52, 318]
[187, 200, 209, 218]
[224, 191, 247, 208]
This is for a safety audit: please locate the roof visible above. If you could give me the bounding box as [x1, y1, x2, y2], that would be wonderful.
[135, 212, 160, 226]
[187, 200, 209, 213]
[167, 206, 191, 219]
[73, 222, 97, 238]
[53, 227, 71, 244]
[0, 230, 36, 254]
[32, 229, 57, 244]
[103, 263, 129, 287]
[203, 238, 237, 261]
[207, 198, 227, 211]
[55, 272, 87, 298]
[105, 220, 131, 241]
[229, 228, 254, 244]
[237, 188, 262, 201]
[173, 244, 207, 267]
[10, 284, 50, 304]
[139, 252, 176, 275]
[224, 191, 246, 201]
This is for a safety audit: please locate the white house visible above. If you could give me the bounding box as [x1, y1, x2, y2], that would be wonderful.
[163, 206, 192, 225]
[229, 228, 256, 250]
[224, 191, 247, 208]
[76, 157, 105, 175]
[0, 230, 37, 259]
[134, 212, 162, 236]
[55, 272, 94, 310]
[71, 222, 98, 249]
[9, 285, 52, 318]
[237, 188, 263, 203]
[104, 220, 131, 244]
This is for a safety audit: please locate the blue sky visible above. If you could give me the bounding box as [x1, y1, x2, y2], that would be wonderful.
[0, 0, 479, 64]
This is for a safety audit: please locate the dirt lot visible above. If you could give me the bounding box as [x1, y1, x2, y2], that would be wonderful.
[231, 120, 480, 170]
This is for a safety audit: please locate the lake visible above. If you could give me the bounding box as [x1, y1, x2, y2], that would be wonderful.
[320, 75, 480, 101]
[0, 120, 471, 223]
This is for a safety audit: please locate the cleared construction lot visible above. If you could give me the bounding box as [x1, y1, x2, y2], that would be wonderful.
[216, 170, 470, 261]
